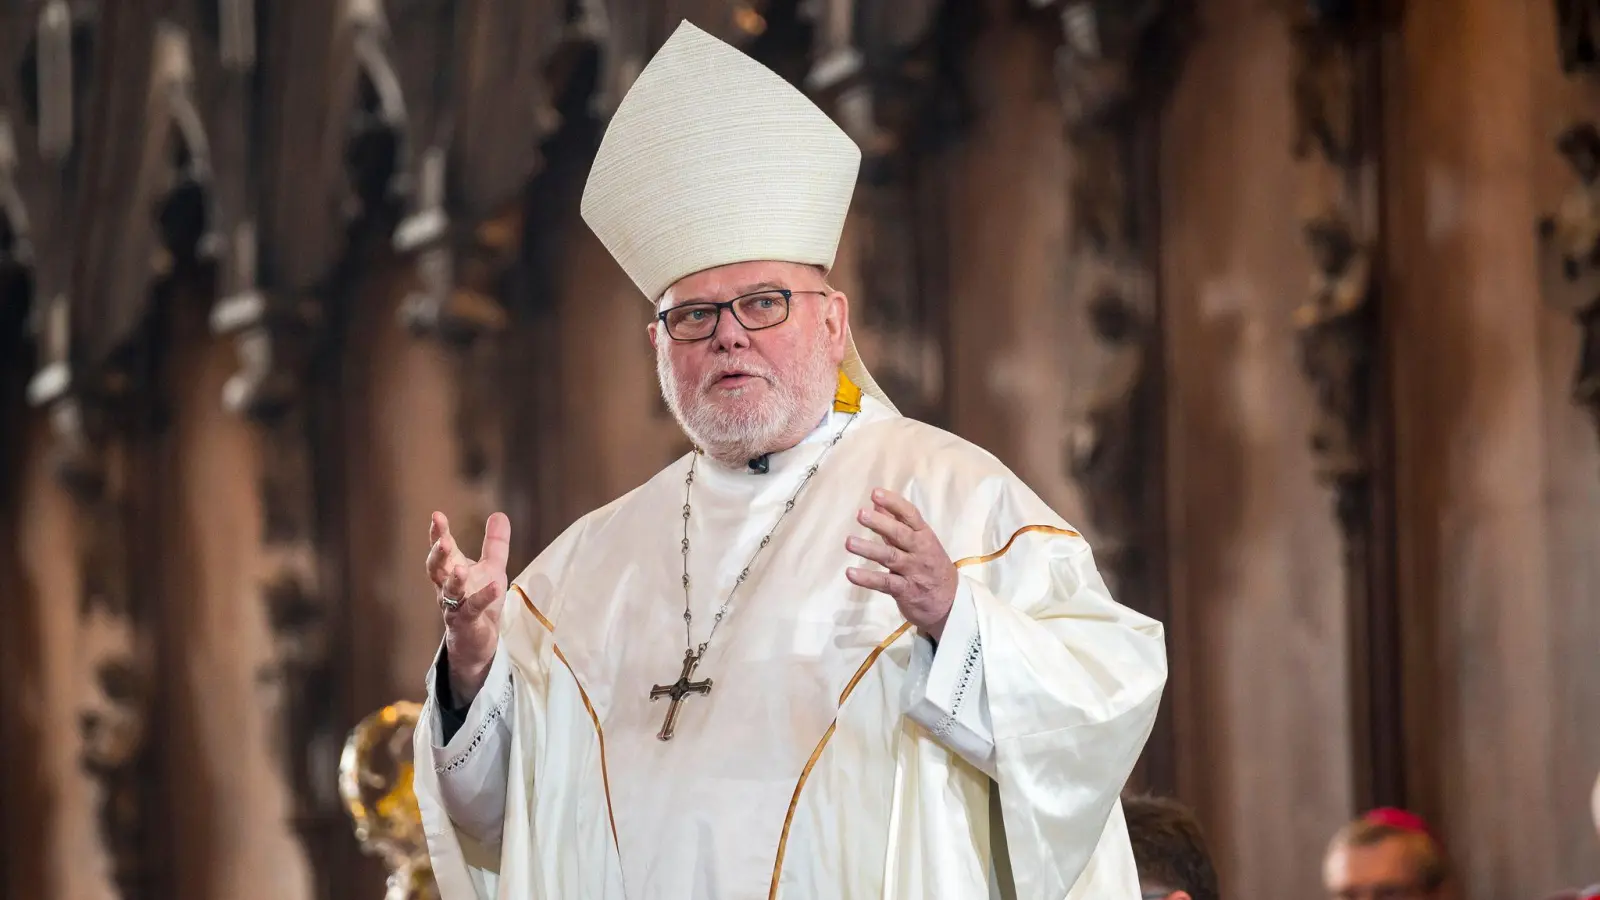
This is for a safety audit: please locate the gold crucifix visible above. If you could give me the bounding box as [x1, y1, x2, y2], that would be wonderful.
[649, 649, 713, 741]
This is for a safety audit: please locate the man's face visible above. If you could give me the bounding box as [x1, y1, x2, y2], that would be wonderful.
[649, 260, 849, 458]
[1324, 838, 1436, 900]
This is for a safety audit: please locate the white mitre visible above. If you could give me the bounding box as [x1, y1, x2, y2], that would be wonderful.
[580, 19, 897, 413]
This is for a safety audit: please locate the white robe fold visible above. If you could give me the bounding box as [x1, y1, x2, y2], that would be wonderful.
[413, 394, 1167, 899]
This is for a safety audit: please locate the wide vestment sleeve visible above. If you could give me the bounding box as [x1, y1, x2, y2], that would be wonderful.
[411, 512, 628, 900]
[884, 454, 1168, 900]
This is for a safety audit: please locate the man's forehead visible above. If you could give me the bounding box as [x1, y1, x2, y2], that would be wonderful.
[659, 261, 823, 308]
[1325, 839, 1416, 883]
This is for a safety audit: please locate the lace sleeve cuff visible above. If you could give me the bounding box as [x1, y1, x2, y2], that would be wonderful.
[902, 578, 996, 776]
[424, 640, 514, 847]
[429, 642, 513, 773]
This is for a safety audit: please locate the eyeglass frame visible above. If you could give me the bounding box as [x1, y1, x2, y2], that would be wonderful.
[655, 288, 829, 342]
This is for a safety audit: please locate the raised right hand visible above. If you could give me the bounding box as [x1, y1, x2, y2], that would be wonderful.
[427, 510, 511, 706]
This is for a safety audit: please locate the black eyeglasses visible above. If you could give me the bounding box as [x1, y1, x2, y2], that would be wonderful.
[656, 288, 827, 342]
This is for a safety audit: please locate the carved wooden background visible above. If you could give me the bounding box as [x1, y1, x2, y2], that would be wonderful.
[3, 1, 1600, 899]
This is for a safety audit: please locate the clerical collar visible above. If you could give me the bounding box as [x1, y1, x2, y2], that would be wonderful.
[744, 408, 855, 475]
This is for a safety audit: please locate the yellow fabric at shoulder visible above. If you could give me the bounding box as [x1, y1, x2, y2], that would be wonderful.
[832, 369, 862, 414]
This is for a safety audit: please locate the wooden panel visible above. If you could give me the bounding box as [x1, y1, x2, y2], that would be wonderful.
[943, 9, 1085, 518]
[341, 268, 480, 704]
[156, 296, 315, 900]
[447, 0, 569, 215]
[1530, 0, 1600, 880]
[255, 0, 386, 289]
[1384, 0, 1600, 894]
[1160, 0, 1353, 894]
[0, 282, 47, 900]
[11, 418, 112, 900]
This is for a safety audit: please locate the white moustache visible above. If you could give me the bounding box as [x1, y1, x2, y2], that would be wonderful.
[700, 362, 775, 392]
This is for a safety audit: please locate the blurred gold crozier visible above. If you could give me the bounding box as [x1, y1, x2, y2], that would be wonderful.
[339, 702, 440, 900]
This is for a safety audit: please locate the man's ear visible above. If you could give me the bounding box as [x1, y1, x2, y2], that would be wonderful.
[647, 319, 660, 351]
[825, 288, 850, 349]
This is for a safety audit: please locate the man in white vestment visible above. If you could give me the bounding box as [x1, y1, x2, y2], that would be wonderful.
[413, 21, 1167, 900]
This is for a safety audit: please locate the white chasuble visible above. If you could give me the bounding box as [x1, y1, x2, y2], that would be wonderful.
[413, 394, 1167, 900]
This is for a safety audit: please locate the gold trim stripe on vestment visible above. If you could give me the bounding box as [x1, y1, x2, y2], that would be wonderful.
[766, 522, 1080, 898]
[513, 583, 621, 855]
[768, 621, 913, 899]
[952, 524, 1079, 568]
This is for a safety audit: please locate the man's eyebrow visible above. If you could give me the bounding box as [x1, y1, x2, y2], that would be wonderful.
[664, 281, 788, 308]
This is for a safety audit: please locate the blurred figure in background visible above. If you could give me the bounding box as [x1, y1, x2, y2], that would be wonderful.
[1543, 771, 1600, 900]
[1124, 793, 1219, 900]
[1323, 808, 1453, 900]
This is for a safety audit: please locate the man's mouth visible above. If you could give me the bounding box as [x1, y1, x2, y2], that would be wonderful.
[713, 373, 759, 388]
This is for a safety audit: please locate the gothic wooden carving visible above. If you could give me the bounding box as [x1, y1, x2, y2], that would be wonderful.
[212, 278, 343, 900]
[27, 285, 158, 900]
[1556, 0, 1600, 74]
[14, 5, 175, 896]
[1284, 0, 1404, 812]
[218, 0, 258, 70]
[206, 4, 414, 896]
[1046, 0, 1189, 600]
[1537, 93, 1600, 451]
[801, 0, 965, 425]
[582, 0, 762, 117]
[441, 0, 568, 213]
[34, 0, 79, 161]
[1044, 0, 1191, 795]
[0, 116, 33, 276]
[389, 0, 571, 510]
[396, 148, 518, 484]
[13, 1, 94, 367]
[343, 1, 411, 221]
[1287, 1, 1375, 488]
[253, 0, 409, 295]
[1296, 212, 1375, 514]
[1289, 0, 1376, 500]
[0, 130, 41, 898]
[69, 427, 152, 900]
[1066, 276, 1153, 585]
[92, 23, 222, 364]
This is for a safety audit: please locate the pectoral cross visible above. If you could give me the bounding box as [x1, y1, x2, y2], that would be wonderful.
[649, 649, 713, 741]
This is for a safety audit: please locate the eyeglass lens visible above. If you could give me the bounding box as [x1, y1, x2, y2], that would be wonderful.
[664, 291, 788, 340]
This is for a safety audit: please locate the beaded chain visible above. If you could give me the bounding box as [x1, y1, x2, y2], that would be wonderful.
[677, 415, 856, 658]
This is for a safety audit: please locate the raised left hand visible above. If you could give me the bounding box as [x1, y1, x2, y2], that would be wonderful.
[845, 488, 958, 640]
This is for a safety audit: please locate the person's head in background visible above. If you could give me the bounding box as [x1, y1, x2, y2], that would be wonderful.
[1124, 794, 1220, 900]
[1541, 772, 1600, 900]
[1323, 808, 1453, 900]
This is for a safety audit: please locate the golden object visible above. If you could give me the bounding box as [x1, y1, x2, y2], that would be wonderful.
[339, 701, 439, 900]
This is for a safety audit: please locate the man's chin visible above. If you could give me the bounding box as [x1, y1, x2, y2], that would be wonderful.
[698, 391, 770, 422]
[686, 403, 786, 449]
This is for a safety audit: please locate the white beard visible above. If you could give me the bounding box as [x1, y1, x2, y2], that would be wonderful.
[657, 324, 838, 466]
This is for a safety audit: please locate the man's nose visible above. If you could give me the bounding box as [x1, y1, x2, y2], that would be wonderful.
[709, 307, 751, 351]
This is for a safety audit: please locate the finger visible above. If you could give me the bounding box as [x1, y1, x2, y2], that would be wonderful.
[426, 529, 460, 583]
[442, 564, 470, 600]
[857, 507, 916, 551]
[430, 511, 448, 543]
[461, 579, 504, 617]
[846, 566, 906, 597]
[871, 488, 928, 531]
[479, 512, 512, 570]
[845, 535, 901, 570]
